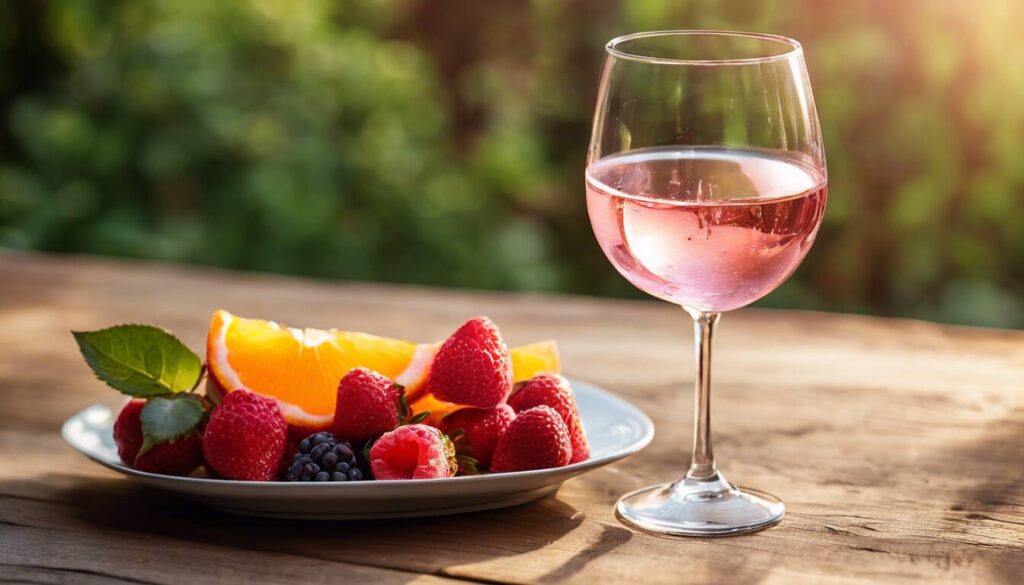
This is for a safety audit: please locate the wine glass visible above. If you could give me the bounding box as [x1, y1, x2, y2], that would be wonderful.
[586, 30, 827, 536]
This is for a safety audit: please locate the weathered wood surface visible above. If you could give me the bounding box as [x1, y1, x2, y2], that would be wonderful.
[1, 252, 1022, 584]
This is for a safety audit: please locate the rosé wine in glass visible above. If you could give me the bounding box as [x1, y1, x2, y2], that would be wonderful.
[588, 30, 827, 536]
[586, 147, 826, 313]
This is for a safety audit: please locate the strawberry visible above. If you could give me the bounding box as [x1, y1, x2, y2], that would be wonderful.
[369, 424, 457, 480]
[508, 374, 589, 464]
[438, 404, 515, 469]
[332, 367, 403, 443]
[425, 316, 512, 408]
[491, 406, 571, 472]
[202, 389, 287, 481]
[113, 399, 204, 476]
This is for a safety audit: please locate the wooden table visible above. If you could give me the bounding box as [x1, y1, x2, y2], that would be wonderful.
[1, 252, 1022, 584]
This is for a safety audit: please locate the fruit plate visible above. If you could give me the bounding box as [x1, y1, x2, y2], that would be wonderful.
[62, 378, 654, 519]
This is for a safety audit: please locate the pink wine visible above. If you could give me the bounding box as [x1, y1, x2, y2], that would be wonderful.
[586, 147, 826, 312]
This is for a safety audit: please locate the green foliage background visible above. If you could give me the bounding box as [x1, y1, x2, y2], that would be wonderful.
[2, 0, 1023, 327]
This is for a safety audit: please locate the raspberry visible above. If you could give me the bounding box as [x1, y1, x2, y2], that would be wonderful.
[425, 317, 512, 408]
[508, 374, 589, 463]
[285, 432, 365, 482]
[113, 399, 203, 476]
[369, 424, 457, 480]
[202, 389, 287, 481]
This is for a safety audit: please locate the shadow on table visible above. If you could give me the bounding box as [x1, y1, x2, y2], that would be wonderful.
[17, 475, 608, 581]
[946, 410, 1024, 585]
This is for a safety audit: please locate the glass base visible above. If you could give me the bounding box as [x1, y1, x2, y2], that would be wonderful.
[615, 472, 784, 537]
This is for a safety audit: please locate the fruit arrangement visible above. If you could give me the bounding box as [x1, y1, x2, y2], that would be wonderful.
[73, 311, 589, 481]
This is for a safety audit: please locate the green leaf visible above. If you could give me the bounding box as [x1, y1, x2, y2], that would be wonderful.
[456, 454, 480, 476]
[398, 391, 411, 420]
[72, 324, 202, 397]
[361, 439, 375, 470]
[138, 394, 205, 458]
[204, 375, 224, 406]
[446, 428, 466, 444]
[406, 411, 430, 425]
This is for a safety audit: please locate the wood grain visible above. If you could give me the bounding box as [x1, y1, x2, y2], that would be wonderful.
[1, 251, 1022, 584]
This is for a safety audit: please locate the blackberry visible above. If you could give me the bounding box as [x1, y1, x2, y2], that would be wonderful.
[285, 432, 365, 482]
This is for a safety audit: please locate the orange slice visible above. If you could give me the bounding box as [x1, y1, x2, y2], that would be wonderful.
[207, 310, 561, 427]
[510, 340, 560, 382]
[208, 310, 417, 426]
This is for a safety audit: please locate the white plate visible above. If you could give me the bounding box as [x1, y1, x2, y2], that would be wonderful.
[62, 379, 654, 519]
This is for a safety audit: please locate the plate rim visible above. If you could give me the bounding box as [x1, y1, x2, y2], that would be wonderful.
[62, 377, 655, 488]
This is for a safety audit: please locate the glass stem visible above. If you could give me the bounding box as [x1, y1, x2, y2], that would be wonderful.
[685, 308, 720, 481]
